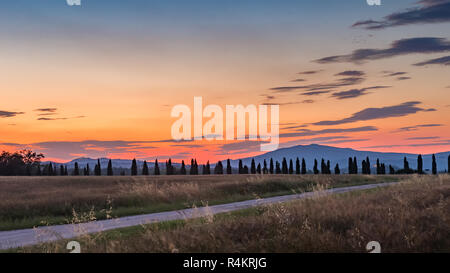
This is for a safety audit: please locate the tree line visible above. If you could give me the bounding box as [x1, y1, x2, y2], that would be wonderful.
[0, 150, 449, 176]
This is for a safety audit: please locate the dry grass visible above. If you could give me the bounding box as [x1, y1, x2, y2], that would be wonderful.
[20, 174, 449, 253]
[0, 174, 399, 230]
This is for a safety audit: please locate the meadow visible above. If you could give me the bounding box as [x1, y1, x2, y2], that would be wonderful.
[0, 174, 401, 230]
[16, 174, 449, 253]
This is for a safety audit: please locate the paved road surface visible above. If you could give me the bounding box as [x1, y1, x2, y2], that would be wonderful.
[0, 182, 395, 250]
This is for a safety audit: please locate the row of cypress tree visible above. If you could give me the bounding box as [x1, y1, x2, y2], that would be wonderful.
[38, 154, 450, 176]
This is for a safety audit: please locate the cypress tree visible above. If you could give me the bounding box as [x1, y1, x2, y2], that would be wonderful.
[301, 158, 306, 174]
[142, 160, 149, 175]
[295, 158, 300, 174]
[417, 155, 423, 174]
[376, 159, 381, 175]
[239, 160, 243, 174]
[404, 157, 410, 173]
[60, 165, 65, 176]
[448, 155, 450, 174]
[74, 162, 79, 176]
[389, 165, 395, 175]
[107, 160, 113, 176]
[257, 163, 261, 174]
[348, 157, 354, 174]
[205, 161, 211, 175]
[190, 159, 195, 175]
[214, 161, 223, 174]
[313, 159, 319, 174]
[227, 159, 232, 174]
[362, 160, 367, 174]
[86, 164, 90, 176]
[263, 159, 268, 174]
[432, 154, 437, 175]
[334, 163, 340, 175]
[282, 158, 288, 174]
[97, 159, 101, 176]
[83, 167, 87, 176]
[131, 159, 138, 176]
[194, 159, 199, 175]
[180, 160, 186, 175]
[251, 159, 256, 174]
[327, 160, 331, 174]
[289, 159, 294, 174]
[353, 157, 358, 174]
[366, 157, 371, 175]
[243, 165, 249, 174]
[269, 158, 274, 174]
[381, 163, 386, 175]
[321, 159, 326, 174]
[154, 159, 160, 175]
[275, 161, 281, 174]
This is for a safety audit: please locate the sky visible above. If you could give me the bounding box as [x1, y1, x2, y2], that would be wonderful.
[0, 0, 449, 163]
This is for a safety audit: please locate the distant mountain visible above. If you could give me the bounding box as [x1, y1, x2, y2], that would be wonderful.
[231, 144, 449, 173]
[44, 144, 450, 173]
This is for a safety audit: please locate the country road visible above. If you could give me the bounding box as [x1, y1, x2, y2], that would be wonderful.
[0, 182, 396, 250]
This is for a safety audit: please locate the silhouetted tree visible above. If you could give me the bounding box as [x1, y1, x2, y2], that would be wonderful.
[269, 158, 274, 174]
[334, 163, 340, 175]
[289, 159, 294, 174]
[96, 159, 101, 176]
[227, 159, 232, 174]
[0, 149, 44, 176]
[327, 160, 331, 174]
[180, 160, 187, 175]
[348, 157, 353, 174]
[404, 157, 410, 173]
[251, 159, 256, 174]
[301, 158, 306, 174]
[205, 161, 211, 175]
[257, 163, 261, 174]
[417, 155, 423, 174]
[86, 164, 90, 176]
[142, 160, 149, 175]
[243, 165, 249, 174]
[154, 159, 160, 175]
[214, 161, 223, 174]
[296, 158, 300, 174]
[131, 159, 138, 176]
[380, 163, 386, 175]
[282, 158, 288, 174]
[353, 157, 358, 174]
[448, 155, 450, 174]
[362, 160, 367, 174]
[376, 159, 381, 175]
[165, 159, 175, 175]
[313, 159, 319, 174]
[37, 163, 42, 176]
[73, 162, 79, 176]
[389, 165, 395, 175]
[263, 159, 268, 174]
[275, 161, 281, 174]
[107, 160, 113, 176]
[366, 157, 371, 175]
[60, 165, 65, 176]
[321, 159, 326, 174]
[432, 154, 437, 175]
[238, 160, 244, 174]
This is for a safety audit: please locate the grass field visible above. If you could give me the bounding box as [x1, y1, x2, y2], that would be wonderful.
[0, 174, 402, 231]
[14, 174, 449, 253]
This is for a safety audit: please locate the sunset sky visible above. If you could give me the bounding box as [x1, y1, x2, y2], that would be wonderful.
[0, 0, 449, 163]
